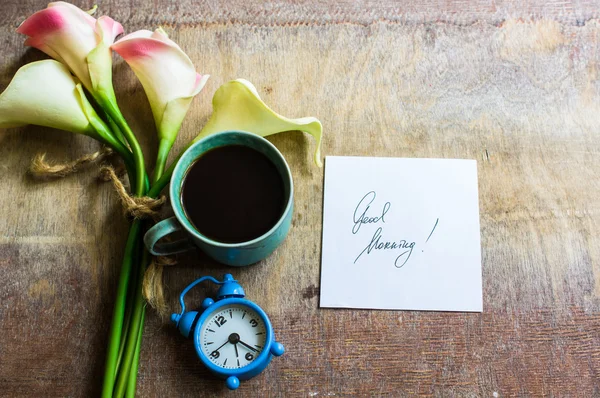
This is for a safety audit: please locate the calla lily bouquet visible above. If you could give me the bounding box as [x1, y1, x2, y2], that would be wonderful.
[0, 2, 322, 396]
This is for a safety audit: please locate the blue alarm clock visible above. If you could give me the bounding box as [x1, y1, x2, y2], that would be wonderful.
[171, 274, 285, 390]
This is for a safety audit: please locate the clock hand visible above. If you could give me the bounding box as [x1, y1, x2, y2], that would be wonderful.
[214, 340, 229, 352]
[238, 340, 259, 353]
[234, 342, 239, 358]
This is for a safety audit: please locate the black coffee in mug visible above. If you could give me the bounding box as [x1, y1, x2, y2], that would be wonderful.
[181, 145, 286, 244]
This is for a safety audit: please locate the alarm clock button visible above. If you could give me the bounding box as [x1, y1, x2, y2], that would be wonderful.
[201, 298, 215, 309]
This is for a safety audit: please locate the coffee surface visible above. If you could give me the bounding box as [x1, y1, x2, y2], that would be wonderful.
[181, 145, 286, 243]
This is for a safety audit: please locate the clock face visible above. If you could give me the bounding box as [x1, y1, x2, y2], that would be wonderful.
[199, 304, 268, 370]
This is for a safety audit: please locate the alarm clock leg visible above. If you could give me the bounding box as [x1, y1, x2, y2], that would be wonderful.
[270, 341, 285, 357]
[226, 376, 240, 390]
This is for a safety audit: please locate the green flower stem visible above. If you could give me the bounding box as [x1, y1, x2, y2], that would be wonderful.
[101, 107, 128, 148]
[100, 131, 150, 196]
[109, 130, 188, 395]
[82, 84, 128, 149]
[126, 310, 145, 398]
[116, 237, 141, 374]
[114, 248, 149, 398]
[101, 220, 141, 398]
[100, 134, 181, 397]
[148, 155, 178, 197]
[97, 108, 149, 398]
[97, 96, 146, 197]
[96, 132, 137, 184]
[152, 139, 172, 185]
[86, 111, 151, 196]
[148, 137, 199, 196]
[116, 294, 133, 373]
[149, 166, 173, 197]
[118, 138, 178, 395]
[90, 89, 154, 397]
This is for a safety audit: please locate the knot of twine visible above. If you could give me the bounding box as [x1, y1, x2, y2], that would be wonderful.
[29, 149, 174, 317]
[29, 147, 114, 178]
[98, 166, 166, 220]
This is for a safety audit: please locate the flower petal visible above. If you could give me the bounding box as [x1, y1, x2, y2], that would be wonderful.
[112, 29, 206, 143]
[151, 27, 184, 51]
[17, 6, 68, 38]
[117, 29, 153, 42]
[95, 16, 124, 45]
[192, 73, 210, 96]
[17, 3, 120, 93]
[23, 35, 67, 64]
[48, 1, 96, 26]
[0, 60, 94, 135]
[194, 80, 323, 167]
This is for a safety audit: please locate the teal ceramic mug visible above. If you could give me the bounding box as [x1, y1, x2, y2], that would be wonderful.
[143, 131, 293, 266]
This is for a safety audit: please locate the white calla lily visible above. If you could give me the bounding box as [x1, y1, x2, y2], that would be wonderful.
[0, 60, 96, 136]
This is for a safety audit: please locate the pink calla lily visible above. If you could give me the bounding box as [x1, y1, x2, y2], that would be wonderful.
[112, 28, 209, 146]
[17, 1, 123, 94]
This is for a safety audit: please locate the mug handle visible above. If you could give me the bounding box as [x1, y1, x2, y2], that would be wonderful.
[144, 217, 196, 256]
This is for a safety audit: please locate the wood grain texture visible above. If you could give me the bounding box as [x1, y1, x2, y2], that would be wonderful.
[1, 1, 600, 396]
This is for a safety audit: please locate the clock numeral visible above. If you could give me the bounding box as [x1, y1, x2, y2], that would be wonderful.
[210, 350, 220, 359]
[216, 315, 227, 327]
[249, 319, 258, 327]
[245, 353, 254, 361]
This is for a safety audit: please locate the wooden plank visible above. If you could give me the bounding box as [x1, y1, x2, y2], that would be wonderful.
[1, 1, 600, 396]
[2, 0, 600, 26]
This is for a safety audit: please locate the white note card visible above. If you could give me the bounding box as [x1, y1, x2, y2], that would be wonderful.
[320, 156, 483, 312]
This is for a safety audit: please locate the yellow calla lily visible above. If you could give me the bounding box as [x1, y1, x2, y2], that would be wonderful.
[194, 79, 323, 167]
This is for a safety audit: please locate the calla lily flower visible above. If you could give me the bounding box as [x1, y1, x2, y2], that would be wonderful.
[111, 28, 209, 148]
[17, 1, 123, 97]
[0, 60, 97, 136]
[194, 79, 323, 167]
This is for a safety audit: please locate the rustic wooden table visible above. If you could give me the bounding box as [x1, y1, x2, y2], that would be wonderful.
[2, 0, 600, 396]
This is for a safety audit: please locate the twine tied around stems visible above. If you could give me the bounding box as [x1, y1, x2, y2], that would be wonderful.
[29, 147, 114, 178]
[98, 166, 176, 317]
[29, 149, 175, 317]
[98, 166, 165, 220]
[28, 147, 166, 220]
[97, 166, 175, 316]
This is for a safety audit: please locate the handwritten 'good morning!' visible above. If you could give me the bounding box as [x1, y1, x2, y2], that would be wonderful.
[352, 191, 438, 268]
